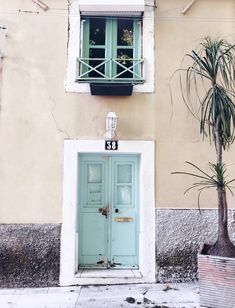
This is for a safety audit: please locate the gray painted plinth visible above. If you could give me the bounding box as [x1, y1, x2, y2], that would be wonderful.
[0, 224, 61, 287]
[0, 210, 235, 287]
[155, 209, 235, 283]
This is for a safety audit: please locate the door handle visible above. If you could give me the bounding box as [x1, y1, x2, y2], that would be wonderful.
[98, 206, 109, 218]
[115, 209, 119, 213]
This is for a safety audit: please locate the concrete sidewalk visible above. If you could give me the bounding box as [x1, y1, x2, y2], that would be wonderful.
[0, 283, 199, 308]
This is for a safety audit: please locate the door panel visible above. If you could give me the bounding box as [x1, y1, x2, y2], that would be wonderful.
[80, 213, 107, 265]
[110, 157, 138, 268]
[78, 154, 139, 269]
[79, 156, 108, 267]
[85, 162, 105, 207]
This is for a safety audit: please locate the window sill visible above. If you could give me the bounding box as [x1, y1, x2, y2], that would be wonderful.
[75, 79, 144, 84]
[65, 80, 154, 94]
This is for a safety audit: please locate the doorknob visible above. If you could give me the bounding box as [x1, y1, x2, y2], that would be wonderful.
[115, 209, 119, 213]
[98, 206, 109, 218]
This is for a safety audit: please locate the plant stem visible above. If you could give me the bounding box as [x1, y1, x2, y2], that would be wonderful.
[215, 116, 222, 166]
[215, 116, 229, 242]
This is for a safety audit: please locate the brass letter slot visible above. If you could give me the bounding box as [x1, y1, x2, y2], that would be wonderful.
[115, 217, 133, 222]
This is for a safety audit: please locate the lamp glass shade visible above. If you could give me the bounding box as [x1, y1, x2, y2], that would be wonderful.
[105, 112, 118, 139]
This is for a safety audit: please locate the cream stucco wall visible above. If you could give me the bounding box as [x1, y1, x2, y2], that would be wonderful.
[0, 0, 235, 223]
[155, 0, 235, 209]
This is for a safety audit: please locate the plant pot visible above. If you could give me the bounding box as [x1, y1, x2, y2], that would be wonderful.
[198, 244, 235, 308]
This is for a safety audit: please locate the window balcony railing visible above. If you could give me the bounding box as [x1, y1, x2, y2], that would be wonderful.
[76, 58, 144, 83]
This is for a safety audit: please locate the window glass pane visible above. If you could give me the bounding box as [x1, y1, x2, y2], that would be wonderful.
[89, 18, 105, 46]
[117, 186, 132, 205]
[87, 164, 102, 183]
[117, 49, 133, 78]
[117, 164, 132, 183]
[117, 19, 133, 46]
[89, 48, 105, 77]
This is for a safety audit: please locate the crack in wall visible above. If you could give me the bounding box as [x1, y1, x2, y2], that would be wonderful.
[46, 88, 70, 139]
[50, 111, 70, 138]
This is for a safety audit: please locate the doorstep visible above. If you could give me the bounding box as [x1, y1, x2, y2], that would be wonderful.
[76, 269, 143, 278]
[61, 269, 146, 286]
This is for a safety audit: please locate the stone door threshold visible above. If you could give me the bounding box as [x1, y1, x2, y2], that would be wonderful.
[61, 269, 149, 285]
[76, 269, 143, 278]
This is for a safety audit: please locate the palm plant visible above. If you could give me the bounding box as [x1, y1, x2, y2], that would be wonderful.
[174, 37, 235, 257]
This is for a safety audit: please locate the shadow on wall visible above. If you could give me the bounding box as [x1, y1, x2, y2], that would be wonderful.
[155, 209, 235, 283]
[156, 247, 198, 283]
[0, 224, 61, 287]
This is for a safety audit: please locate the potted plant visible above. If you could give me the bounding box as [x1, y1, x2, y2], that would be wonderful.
[172, 37, 235, 307]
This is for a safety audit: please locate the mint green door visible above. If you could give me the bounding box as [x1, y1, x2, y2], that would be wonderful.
[78, 154, 139, 269]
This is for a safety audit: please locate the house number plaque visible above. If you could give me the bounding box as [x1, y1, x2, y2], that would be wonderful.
[105, 140, 118, 151]
[115, 217, 133, 222]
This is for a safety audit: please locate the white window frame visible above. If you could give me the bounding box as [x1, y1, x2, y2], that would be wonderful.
[59, 140, 155, 285]
[65, 0, 155, 93]
[78, 0, 145, 12]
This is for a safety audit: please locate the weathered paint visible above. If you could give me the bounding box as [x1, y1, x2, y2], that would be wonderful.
[0, 224, 60, 287]
[155, 209, 235, 282]
[0, 1, 234, 224]
[0, 0, 234, 287]
[0, 209, 234, 287]
[78, 154, 139, 268]
[60, 140, 155, 285]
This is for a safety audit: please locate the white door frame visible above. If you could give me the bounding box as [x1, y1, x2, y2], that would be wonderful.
[59, 140, 155, 285]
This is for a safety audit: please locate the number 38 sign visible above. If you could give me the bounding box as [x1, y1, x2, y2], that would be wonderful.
[105, 140, 118, 151]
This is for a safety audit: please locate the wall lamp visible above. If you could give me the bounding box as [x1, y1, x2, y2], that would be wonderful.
[105, 112, 118, 140]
